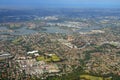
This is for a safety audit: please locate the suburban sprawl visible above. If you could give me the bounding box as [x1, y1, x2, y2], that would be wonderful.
[0, 8, 120, 80]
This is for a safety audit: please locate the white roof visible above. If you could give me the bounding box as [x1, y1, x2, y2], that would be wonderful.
[27, 50, 38, 54]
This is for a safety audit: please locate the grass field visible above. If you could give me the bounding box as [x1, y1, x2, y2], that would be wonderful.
[80, 75, 111, 80]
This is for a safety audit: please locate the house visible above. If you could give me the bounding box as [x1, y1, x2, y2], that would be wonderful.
[27, 50, 38, 54]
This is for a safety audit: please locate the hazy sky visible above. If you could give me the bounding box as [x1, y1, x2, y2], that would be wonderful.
[0, 0, 120, 9]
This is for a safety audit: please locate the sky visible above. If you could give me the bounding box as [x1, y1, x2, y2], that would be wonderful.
[0, 0, 120, 9]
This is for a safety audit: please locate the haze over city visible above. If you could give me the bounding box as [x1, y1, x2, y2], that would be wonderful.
[0, 0, 120, 8]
